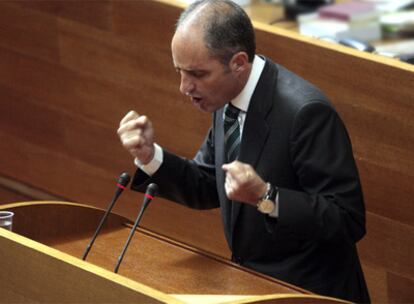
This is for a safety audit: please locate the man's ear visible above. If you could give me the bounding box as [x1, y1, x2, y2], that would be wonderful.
[230, 52, 249, 73]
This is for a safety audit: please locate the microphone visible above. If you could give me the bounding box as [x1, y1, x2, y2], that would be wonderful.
[114, 183, 159, 273]
[82, 172, 131, 260]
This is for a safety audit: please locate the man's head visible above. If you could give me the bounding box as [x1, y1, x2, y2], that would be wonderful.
[171, 0, 256, 112]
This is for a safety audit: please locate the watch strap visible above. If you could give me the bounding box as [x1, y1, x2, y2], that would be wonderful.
[257, 183, 278, 214]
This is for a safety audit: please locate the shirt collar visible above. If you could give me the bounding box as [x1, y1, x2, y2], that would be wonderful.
[230, 55, 265, 112]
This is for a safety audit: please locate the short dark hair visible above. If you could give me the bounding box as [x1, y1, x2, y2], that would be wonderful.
[176, 0, 256, 65]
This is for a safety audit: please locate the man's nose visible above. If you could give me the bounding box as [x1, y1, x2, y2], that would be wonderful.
[179, 74, 194, 95]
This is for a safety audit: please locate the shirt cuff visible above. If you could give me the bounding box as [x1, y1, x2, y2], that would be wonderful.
[134, 143, 163, 176]
[268, 191, 279, 218]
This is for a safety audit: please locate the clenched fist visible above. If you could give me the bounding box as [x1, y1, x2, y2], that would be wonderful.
[117, 110, 155, 165]
[222, 161, 267, 205]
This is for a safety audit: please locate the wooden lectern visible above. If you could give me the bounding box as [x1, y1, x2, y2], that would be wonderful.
[0, 202, 350, 303]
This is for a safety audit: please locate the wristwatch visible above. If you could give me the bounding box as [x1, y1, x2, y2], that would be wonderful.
[257, 183, 278, 214]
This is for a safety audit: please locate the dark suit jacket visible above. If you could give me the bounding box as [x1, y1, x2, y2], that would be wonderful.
[132, 57, 370, 303]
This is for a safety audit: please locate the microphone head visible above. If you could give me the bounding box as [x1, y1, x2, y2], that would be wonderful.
[117, 172, 131, 187]
[146, 183, 159, 197]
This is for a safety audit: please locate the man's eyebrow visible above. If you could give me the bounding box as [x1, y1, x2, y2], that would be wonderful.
[175, 66, 206, 73]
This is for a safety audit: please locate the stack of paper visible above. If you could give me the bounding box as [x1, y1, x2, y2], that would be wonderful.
[318, 1, 380, 21]
[298, 1, 382, 42]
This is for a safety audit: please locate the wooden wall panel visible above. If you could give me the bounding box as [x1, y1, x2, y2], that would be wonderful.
[58, 20, 170, 91]
[0, 186, 32, 204]
[358, 159, 413, 226]
[112, 0, 178, 47]
[0, 3, 60, 63]
[388, 272, 414, 303]
[10, 0, 113, 31]
[360, 262, 388, 303]
[359, 213, 414, 279]
[0, 1, 413, 302]
[0, 86, 122, 172]
[0, 131, 117, 203]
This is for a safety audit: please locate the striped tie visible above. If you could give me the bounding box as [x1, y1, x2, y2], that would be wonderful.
[224, 103, 241, 163]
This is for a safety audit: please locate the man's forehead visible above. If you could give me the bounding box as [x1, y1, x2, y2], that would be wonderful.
[172, 56, 209, 72]
[172, 35, 214, 71]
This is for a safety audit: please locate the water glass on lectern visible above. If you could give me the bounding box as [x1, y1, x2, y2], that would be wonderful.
[0, 211, 14, 231]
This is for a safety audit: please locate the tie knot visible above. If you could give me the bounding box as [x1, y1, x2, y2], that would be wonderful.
[225, 103, 240, 121]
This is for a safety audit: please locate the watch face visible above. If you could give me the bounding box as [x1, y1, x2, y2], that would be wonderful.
[258, 199, 274, 214]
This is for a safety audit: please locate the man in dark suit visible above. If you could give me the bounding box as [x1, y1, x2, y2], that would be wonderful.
[117, 0, 370, 302]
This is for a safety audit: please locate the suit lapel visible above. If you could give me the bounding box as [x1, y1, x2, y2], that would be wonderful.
[231, 59, 277, 232]
[214, 108, 233, 245]
[214, 59, 279, 245]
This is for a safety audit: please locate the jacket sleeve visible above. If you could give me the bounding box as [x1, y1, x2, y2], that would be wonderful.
[130, 126, 220, 210]
[269, 101, 366, 245]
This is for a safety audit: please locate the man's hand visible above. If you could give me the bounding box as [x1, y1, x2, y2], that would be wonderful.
[117, 110, 155, 165]
[222, 161, 267, 205]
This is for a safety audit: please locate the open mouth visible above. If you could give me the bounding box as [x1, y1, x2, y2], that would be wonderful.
[191, 96, 202, 105]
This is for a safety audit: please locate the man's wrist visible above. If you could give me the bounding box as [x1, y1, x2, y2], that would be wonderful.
[141, 148, 156, 166]
[258, 182, 268, 202]
[134, 144, 163, 175]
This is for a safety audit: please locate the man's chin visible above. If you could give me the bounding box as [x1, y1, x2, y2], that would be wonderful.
[197, 104, 212, 113]
[191, 97, 223, 113]
[198, 103, 219, 113]
[192, 99, 212, 112]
